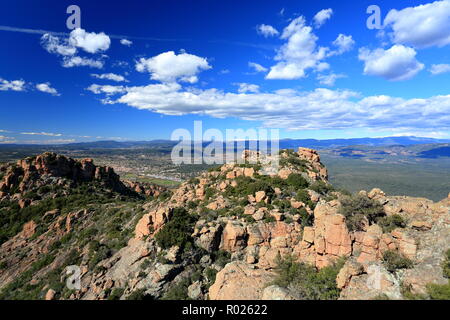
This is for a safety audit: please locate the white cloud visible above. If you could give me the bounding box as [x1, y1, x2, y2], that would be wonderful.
[429, 64, 450, 75]
[384, 0, 450, 49]
[0, 78, 26, 91]
[0, 135, 16, 144]
[62, 56, 104, 69]
[120, 39, 133, 46]
[332, 34, 355, 54]
[87, 82, 450, 132]
[36, 82, 60, 96]
[69, 28, 111, 54]
[257, 24, 279, 37]
[358, 45, 424, 81]
[87, 84, 126, 95]
[41, 34, 77, 56]
[266, 16, 328, 80]
[219, 69, 230, 74]
[317, 73, 346, 86]
[21, 132, 62, 137]
[91, 73, 128, 82]
[248, 62, 268, 73]
[41, 29, 110, 69]
[234, 83, 260, 93]
[313, 8, 333, 28]
[135, 51, 211, 83]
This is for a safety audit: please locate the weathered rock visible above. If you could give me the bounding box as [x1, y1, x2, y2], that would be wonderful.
[21, 221, 37, 239]
[220, 221, 247, 252]
[45, 289, 56, 300]
[209, 262, 275, 300]
[261, 285, 296, 300]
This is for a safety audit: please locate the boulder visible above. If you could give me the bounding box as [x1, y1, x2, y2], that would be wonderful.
[209, 262, 275, 300]
[220, 221, 247, 252]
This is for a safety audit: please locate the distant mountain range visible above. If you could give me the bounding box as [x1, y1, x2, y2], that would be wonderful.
[1, 136, 449, 150]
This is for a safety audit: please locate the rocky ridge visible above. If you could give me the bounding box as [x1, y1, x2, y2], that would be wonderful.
[0, 148, 448, 300]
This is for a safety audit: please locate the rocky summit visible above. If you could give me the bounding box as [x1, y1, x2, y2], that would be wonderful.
[0, 148, 448, 300]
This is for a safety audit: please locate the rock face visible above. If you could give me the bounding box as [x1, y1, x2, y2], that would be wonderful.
[135, 208, 173, 240]
[209, 262, 275, 300]
[0, 152, 128, 199]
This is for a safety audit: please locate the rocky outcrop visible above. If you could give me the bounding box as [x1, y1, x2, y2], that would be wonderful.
[208, 262, 275, 300]
[0, 152, 128, 199]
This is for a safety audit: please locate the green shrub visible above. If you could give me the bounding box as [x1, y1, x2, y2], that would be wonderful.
[126, 289, 154, 300]
[310, 181, 334, 195]
[272, 254, 344, 300]
[155, 208, 198, 250]
[443, 249, 450, 279]
[382, 250, 413, 273]
[108, 288, 125, 300]
[339, 194, 386, 231]
[295, 189, 314, 207]
[205, 267, 218, 283]
[0, 260, 7, 270]
[298, 208, 314, 227]
[162, 278, 191, 300]
[427, 282, 450, 300]
[211, 250, 231, 268]
[286, 174, 309, 190]
[378, 214, 406, 233]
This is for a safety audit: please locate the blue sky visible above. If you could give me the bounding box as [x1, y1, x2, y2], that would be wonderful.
[1, 0, 450, 144]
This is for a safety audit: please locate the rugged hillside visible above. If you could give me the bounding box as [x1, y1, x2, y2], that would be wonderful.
[0, 149, 448, 300]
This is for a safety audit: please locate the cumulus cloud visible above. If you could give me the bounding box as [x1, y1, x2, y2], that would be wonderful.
[36, 83, 60, 96]
[21, 132, 62, 136]
[86, 84, 126, 95]
[317, 73, 346, 86]
[0, 78, 26, 91]
[62, 56, 104, 69]
[41, 34, 77, 56]
[135, 51, 211, 83]
[384, 0, 450, 49]
[332, 34, 355, 55]
[41, 28, 110, 68]
[88, 82, 450, 132]
[68, 28, 111, 54]
[248, 62, 268, 73]
[266, 16, 328, 80]
[358, 45, 424, 81]
[256, 24, 279, 37]
[91, 73, 128, 82]
[429, 64, 450, 75]
[234, 83, 260, 93]
[120, 39, 133, 46]
[313, 8, 333, 28]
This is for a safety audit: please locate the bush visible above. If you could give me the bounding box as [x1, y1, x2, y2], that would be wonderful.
[155, 208, 198, 250]
[443, 249, 450, 279]
[286, 174, 309, 190]
[310, 181, 333, 195]
[211, 250, 231, 268]
[427, 282, 450, 300]
[382, 250, 413, 273]
[298, 208, 314, 227]
[339, 194, 386, 231]
[378, 214, 407, 233]
[162, 278, 191, 300]
[272, 254, 344, 300]
[126, 289, 154, 300]
[108, 288, 125, 300]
